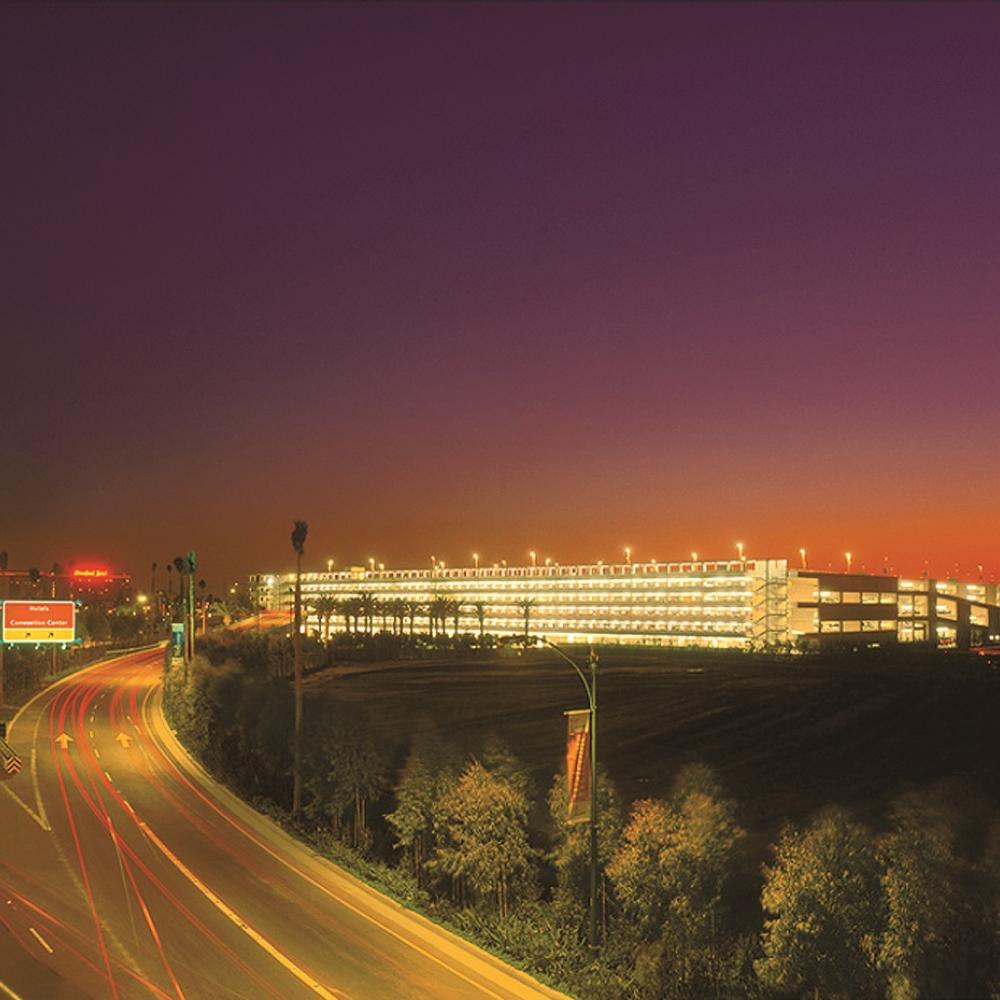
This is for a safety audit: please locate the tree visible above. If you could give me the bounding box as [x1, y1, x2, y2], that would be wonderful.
[447, 598, 463, 637]
[304, 702, 387, 851]
[470, 601, 488, 642]
[386, 725, 460, 886]
[432, 759, 536, 919]
[357, 590, 376, 635]
[548, 765, 623, 919]
[341, 597, 362, 634]
[290, 519, 308, 815]
[310, 596, 338, 641]
[607, 765, 747, 998]
[757, 806, 883, 1000]
[878, 788, 969, 1000]
[514, 597, 535, 643]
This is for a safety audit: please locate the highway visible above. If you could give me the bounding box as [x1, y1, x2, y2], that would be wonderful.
[0, 648, 568, 1000]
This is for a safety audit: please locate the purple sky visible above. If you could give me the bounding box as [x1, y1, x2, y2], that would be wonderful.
[3, 3, 1000, 590]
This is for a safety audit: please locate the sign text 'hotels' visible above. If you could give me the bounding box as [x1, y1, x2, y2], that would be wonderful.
[2, 601, 76, 644]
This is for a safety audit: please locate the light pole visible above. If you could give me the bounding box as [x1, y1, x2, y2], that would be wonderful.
[538, 637, 600, 949]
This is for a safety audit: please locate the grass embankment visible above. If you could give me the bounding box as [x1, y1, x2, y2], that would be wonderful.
[304, 647, 999, 841]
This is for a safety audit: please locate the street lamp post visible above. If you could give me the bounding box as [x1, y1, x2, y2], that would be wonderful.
[538, 637, 600, 949]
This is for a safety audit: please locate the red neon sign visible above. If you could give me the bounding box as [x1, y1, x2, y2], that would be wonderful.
[72, 567, 109, 579]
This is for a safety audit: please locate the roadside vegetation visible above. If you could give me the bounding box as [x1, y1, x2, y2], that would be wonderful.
[163, 629, 1000, 999]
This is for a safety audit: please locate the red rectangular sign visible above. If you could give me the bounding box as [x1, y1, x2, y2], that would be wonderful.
[2, 601, 76, 643]
[565, 709, 592, 825]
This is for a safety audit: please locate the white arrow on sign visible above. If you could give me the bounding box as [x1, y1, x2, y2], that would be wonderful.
[115, 733, 132, 749]
[55, 733, 73, 750]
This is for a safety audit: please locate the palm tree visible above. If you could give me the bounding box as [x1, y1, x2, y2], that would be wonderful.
[151, 562, 158, 623]
[166, 562, 173, 599]
[471, 601, 488, 642]
[357, 591, 376, 635]
[311, 596, 337, 641]
[291, 519, 308, 815]
[342, 596, 362, 634]
[402, 600, 418, 635]
[448, 598, 463, 637]
[515, 597, 536, 644]
[428, 595, 449, 638]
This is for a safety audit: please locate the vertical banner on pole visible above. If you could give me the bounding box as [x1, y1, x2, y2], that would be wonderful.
[171, 622, 185, 658]
[565, 708, 592, 824]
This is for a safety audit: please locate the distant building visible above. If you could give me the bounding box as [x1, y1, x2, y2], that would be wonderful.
[249, 558, 1000, 652]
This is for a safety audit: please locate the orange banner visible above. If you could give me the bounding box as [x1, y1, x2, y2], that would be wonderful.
[565, 709, 592, 824]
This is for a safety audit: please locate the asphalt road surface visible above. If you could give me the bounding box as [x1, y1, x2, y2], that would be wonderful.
[0, 648, 567, 1000]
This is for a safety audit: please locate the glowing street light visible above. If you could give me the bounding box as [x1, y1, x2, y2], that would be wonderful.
[624, 546, 631, 564]
[368, 557, 376, 572]
[327, 558, 334, 572]
[799, 547, 807, 569]
[472, 552, 479, 569]
[736, 542, 744, 561]
[691, 551, 698, 563]
[529, 550, 537, 568]
[845, 551, 853, 573]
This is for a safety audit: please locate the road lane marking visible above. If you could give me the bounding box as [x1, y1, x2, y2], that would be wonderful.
[28, 926, 53, 953]
[0, 785, 48, 829]
[93, 748, 100, 760]
[104, 771, 113, 783]
[135, 819, 343, 1000]
[140, 689, 517, 1000]
[0, 976, 26, 1000]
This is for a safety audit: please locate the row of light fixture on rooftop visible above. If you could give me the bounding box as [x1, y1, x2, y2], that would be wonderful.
[319, 547, 985, 578]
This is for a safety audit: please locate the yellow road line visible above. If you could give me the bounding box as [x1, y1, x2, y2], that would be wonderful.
[29, 926, 53, 954]
[135, 819, 344, 1000]
[141, 687, 518, 1000]
[0, 977, 25, 1000]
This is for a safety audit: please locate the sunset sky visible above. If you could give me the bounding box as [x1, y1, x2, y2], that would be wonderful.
[4, 3, 1000, 590]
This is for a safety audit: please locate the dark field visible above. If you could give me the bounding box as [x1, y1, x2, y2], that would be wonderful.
[303, 648, 1000, 840]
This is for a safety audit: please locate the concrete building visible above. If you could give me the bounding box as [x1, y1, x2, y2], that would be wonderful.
[250, 558, 1000, 652]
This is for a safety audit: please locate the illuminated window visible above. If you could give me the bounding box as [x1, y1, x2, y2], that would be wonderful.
[862, 592, 879, 604]
[843, 620, 861, 633]
[880, 592, 897, 604]
[861, 620, 880, 632]
[820, 591, 841, 603]
[820, 621, 842, 633]
[936, 599, 957, 621]
[842, 592, 861, 604]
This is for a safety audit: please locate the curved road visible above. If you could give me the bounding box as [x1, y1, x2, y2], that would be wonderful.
[0, 648, 567, 1000]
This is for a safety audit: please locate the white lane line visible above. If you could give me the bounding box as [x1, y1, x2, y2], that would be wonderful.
[28, 926, 53, 954]
[89, 731, 95, 740]
[136, 819, 343, 1000]
[93, 748, 101, 760]
[104, 771, 113, 783]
